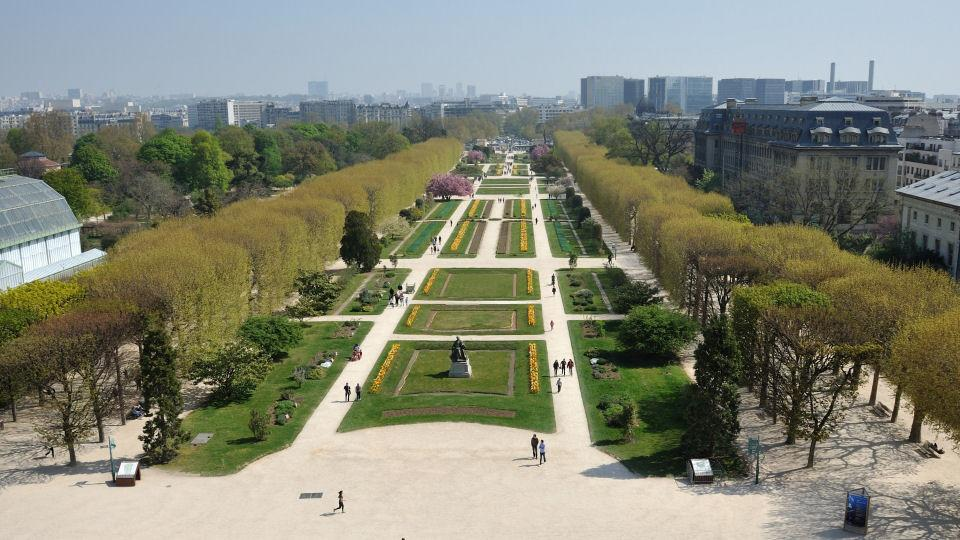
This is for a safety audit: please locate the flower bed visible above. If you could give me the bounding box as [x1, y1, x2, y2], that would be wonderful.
[520, 199, 527, 219]
[370, 343, 402, 394]
[526, 269, 534, 295]
[527, 304, 536, 326]
[449, 221, 470, 251]
[423, 269, 440, 295]
[528, 342, 540, 393]
[519, 220, 529, 252]
[467, 199, 481, 218]
[406, 305, 420, 327]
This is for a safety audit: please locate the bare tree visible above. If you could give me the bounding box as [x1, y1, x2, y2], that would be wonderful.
[627, 116, 692, 172]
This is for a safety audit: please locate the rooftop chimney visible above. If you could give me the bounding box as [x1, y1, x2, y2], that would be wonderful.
[829, 62, 836, 93]
[868, 60, 875, 91]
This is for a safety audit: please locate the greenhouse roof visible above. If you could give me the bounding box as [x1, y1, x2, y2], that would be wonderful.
[0, 174, 81, 250]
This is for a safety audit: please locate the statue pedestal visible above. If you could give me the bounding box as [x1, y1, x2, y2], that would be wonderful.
[449, 359, 472, 378]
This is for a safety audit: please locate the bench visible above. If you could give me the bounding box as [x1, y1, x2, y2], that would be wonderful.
[871, 402, 891, 418]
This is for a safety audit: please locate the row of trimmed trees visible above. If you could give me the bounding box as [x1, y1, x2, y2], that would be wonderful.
[0, 139, 461, 464]
[555, 130, 960, 466]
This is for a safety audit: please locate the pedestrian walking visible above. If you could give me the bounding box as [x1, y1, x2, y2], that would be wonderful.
[553, 359, 560, 376]
[567, 359, 574, 375]
[538, 440, 546, 465]
[552, 286, 556, 296]
[344, 383, 351, 402]
[556, 378, 562, 393]
[531, 433, 539, 459]
[44, 446, 55, 458]
[560, 360, 566, 376]
[355, 383, 362, 401]
[551, 274, 556, 286]
[334, 490, 345, 513]
[438, 235, 442, 244]
[608, 253, 613, 264]
[550, 320, 555, 331]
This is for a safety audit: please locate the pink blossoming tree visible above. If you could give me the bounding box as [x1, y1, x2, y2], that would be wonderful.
[426, 173, 473, 200]
[465, 150, 484, 163]
[531, 144, 550, 160]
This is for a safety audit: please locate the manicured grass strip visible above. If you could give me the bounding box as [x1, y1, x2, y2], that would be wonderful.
[425, 200, 461, 221]
[329, 268, 367, 314]
[396, 220, 444, 258]
[497, 219, 536, 258]
[416, 267, 541, 300]
[345, 268, 412, 314]
[567, 320, 691, 476]
[542, 199, 565, 219]
[464, 199, 489, 219]
[169, 321, 373, 475]
[544, 218, 605, 256]
[477, 187, 530, 196]
[440, 220, 482, 257]
[481, 177, 530, 185]
[556, 268, 617, 313]
[338, 340, 554, 433]
[396, 303, 544, 334]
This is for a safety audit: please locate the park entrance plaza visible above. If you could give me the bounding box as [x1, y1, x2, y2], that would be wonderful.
[2, 152, 960, 539]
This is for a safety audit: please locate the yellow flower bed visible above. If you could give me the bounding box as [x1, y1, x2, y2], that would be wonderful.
[519, 220, 529, 252]
[370, 343, 402, 394]
[467, 199, 481, 218]
[449, 221, 470, 252]
[526, 269, 534, 295]
[423, 269, 440, 295]
[528, 342, 540, 393]
[527, 304, 536, 326]
[520, 199, 527, 218]
[405, 305, 420, 327]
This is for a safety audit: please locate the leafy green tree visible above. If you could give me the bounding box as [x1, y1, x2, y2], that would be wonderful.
[189, 341, 271, 401]
[238, 315, 303, 360]
[70, 135, 118, 184]
[137, 128, 193, 184]
[503, 107, 540, 140]
[193, 187, 222, 216]
[282, 140, 337, 179]
[340, 211, 380, 271]
[694, 315, 742, 392]
[351, 122, 410, 159]
[0, 278, 84, 319]
[532, 153, 566, 179]
[138, 322, 189, 464]
[23, 111, 75, 162]
[0, 141, 18, 169]
[681, 383, 741, 462]
[402, 115, 447, 143]
[5, 128, 28, 155]
[611, 281, 662, 314]
[618, 305, 698, 357]
[293, 271, 341, 315]
[568, 252, 578, 269]
[253, 130, 283, 175]
[43, 168, 102, 218]
[184, 130, 232, 191]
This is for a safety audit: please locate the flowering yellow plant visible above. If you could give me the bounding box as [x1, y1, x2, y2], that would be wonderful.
[528, 342, 540, 393]
[370, 343, 402, 394]
[449, 221, 470, 251]
[406, 305, 420, 327]
[526, 269, 534, 295]
[527, 304, 536, 326]
[423, 269, 440, 295]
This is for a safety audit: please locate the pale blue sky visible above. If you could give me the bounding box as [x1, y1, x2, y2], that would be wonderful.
[2, 0, 956, 97]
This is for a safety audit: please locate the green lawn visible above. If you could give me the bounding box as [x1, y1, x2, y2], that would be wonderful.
[440, 220, 484, 257]
[345, 268, 412, 314]
[556, 268, 621, 313]
[496, 220, 536, 258]
[425, 200, 461, 221]
[396, 303, 543, 334]
[545, 219, 606, 256]
[395, 221, 444, 258]
[338, 340, 555, 433]
[416, 268, 541, 300]
[329, 268, 367, 314]
[503, 198, 531, 219]
[542, 199, 565, 219]
[168, 321, 373, 475]
[398, 350, 512, 395]
[462, 199, 489, 220]
[482, 177, 530, 185]
[567, 320, 691, 476]
[477, 187, 530, 196]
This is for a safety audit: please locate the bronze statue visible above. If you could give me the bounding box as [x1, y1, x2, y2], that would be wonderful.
[451, 336, 467, 362]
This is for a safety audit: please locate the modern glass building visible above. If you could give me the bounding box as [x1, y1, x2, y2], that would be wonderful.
[580, 76, 625, 109]
[648, 76, 714, 114]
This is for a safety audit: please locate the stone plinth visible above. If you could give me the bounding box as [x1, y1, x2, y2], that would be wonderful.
[449, 359, 472, 378]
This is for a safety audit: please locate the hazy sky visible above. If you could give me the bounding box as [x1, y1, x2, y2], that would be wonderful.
[3, 0, 957, 98]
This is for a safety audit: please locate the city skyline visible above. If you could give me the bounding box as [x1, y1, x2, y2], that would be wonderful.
[2, 0, 957, 98]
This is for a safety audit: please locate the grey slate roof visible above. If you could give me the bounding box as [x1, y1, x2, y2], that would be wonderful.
[896, 170, 960, 207]
[0, 174, 81, 250]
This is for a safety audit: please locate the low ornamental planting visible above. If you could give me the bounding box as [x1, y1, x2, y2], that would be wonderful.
[449, 221, 470, 251]
[370, 343, 402, 394]
[528, 342, 540, 393]
[520, 199, 527, 219]
[526, 269, 534, 295]
[405, 305, 420, 327]
[467, 199, 481, 218]
[519, 220, 529, 252]
[527, 304, 536, 326]
[423, 269, 440, 295]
